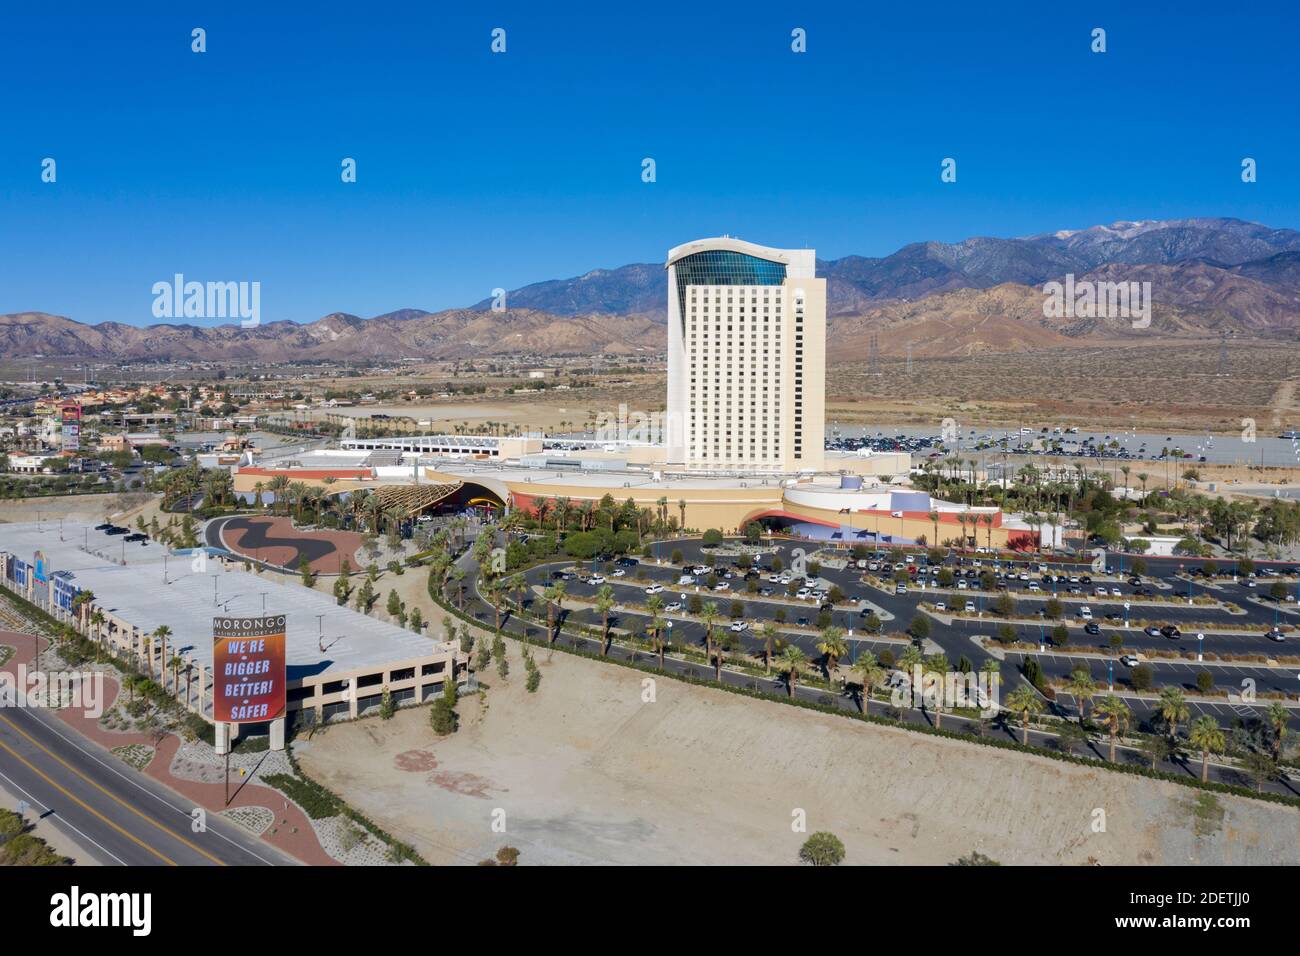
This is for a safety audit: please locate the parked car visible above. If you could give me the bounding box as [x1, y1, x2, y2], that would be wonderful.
[1160, 624, 1181, 638]
[1266, 629, 1286, 643]
[1083, 621, 1101, 635]
[1118, 655, 1139, 667]
[644, 584, 664, 595]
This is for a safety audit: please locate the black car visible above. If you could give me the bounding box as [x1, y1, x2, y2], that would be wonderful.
[125, 533, 148, 543]
[94, 522, 113, 531]
[1084, 621, 1101, 635]
[1161, 624, 1181, 638]
[105, 526, 129, 536]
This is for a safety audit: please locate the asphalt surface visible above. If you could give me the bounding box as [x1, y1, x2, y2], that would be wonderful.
[451, 535, 1300, 797]
[0, 697, 294, 866]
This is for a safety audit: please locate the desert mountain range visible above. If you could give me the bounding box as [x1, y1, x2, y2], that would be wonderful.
[3, 218, 1297, 363]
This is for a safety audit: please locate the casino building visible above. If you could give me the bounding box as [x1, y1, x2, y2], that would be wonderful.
[223, 237, 1036, 550]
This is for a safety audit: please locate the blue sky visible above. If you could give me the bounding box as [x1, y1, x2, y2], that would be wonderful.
[1, 1, 1296, 326]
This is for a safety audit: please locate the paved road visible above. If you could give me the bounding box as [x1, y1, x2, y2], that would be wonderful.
[0, 701, 294, 866]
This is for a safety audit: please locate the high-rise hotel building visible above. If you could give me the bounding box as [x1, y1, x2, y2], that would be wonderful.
[665, 238, 825, 473]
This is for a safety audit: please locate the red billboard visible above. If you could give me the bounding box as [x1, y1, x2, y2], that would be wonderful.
[212, 614, 287, 723]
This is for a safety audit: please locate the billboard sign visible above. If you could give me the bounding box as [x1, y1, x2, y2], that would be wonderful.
[212, 614, 287, 723]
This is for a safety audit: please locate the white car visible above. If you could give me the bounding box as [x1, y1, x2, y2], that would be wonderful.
[778, 574, 793, 585]
[1079, 606, 1093, 620]
[964, 600, 976, 612]
[1118, 654, 1139, 667]
[1027, 582, 1041, 592]
[665, 602, 682, 612]
[693, 566, 710, 575]
[956, 580, 968, 590]
[729, 620, 747, 632]
[766, 573, 780, 582]
[589, 575, 606, 585]
[713, 582, 730, 592]
[895, 584, 907, 595]
[678, 574, 695, 585]
[933, 601, 947, 611]
[611, 569, 625, 577]
[644, 584, 664, 595]
[1110, 587, 1123, 596]
[796, 588, 811, 600]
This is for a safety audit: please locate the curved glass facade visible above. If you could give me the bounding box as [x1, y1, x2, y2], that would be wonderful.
[673, 250, 786, 321]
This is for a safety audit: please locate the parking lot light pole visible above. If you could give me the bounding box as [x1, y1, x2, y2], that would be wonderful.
[1197, 633, 1204, 662]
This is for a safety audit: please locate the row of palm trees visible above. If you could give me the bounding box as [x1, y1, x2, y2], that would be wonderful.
[71, 591, 202, 714]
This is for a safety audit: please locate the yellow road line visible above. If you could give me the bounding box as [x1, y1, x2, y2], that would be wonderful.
[0, 735, 176, 866]
[0, 712, 225, 866]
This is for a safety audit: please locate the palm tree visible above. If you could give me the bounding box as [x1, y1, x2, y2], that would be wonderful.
[508, 573, 527, 615]
[1005, 685, 1042, 745]
[650, 614, 668, 670]
[168, 654, 184, 699]
[816, 626, 848, 682]
[700, 601, 721, 664]
[1265, 700, 1290, 761]
[1158, 687, 1190, 740]
[758, 622, 777, 674]
[1093, 694, 1131, 763]
[779, 646, 807, 698]
[451, 566, 467, 609]
[595, 585, 616, 656]
[89, 610, 106, 662]
[152, 625, 172, 683]
[851, 651, 884, 716]
[923, 653, 949, 729]
[266, 474, 290, 514]
[981, 513, 994, 551]
[1188, 715, 1225, 783]
[1066, 668, 1096, 724]
[546, 582, 566, 643]
[928, 510, 940, 548]
[483, 576, 503, 632]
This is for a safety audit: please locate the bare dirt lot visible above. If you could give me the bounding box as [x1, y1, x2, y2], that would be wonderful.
[828, 341, 1299, 435]
[296, 643, 1300, 866]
